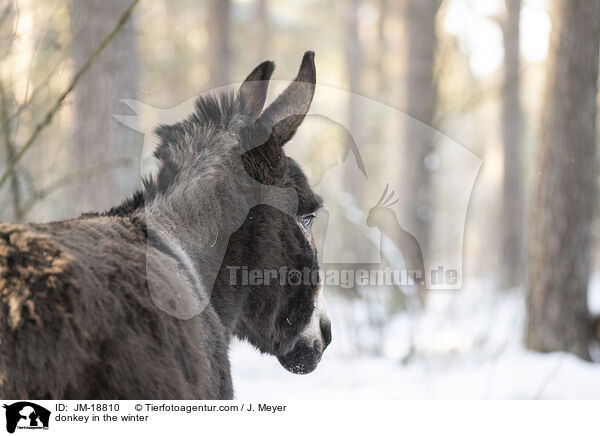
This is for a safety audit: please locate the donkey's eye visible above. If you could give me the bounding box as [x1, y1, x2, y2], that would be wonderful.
[298, 214, 316, 231]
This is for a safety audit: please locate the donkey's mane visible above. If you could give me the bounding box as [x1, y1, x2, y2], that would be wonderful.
[104, 90, 243, 218]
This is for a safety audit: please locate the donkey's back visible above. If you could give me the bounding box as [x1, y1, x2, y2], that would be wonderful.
[0, 219, 231, 399]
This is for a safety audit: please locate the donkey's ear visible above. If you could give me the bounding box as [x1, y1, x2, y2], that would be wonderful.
[259, 51, 316, 146]
[238, 60, 275, 119]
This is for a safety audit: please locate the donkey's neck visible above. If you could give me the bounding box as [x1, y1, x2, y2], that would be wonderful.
[135, 179, 250, 330]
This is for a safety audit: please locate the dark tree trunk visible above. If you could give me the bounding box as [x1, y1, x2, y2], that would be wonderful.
[500, 0, 524, 290]
[206, 0, 231, 88]
[526, 0, 600, 361]
[69, 0, 140, 214]
[400, 0, 441, 300]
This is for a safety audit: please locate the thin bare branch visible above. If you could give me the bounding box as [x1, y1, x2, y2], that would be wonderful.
[0, 81, 23, 220]
[21, 158, 136, 217]
[0, 0, 140, 191]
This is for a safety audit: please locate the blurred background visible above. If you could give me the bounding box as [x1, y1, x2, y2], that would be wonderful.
[1, 0, 600, 398]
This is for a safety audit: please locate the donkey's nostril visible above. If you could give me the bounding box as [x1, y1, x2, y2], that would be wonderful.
[320, 318, 332, 348]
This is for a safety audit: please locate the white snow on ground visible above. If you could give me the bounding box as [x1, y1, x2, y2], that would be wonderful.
[230, 274, 600, 400]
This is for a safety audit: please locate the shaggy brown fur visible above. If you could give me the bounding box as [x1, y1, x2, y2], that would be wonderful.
[0, 219, 230, 399]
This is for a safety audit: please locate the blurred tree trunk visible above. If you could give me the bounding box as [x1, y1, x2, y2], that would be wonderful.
[346, 0, 362, 197]
[206, 0, 231, 88]
[0, 5, 23, 222]
[526, 0, 600, 361]
[376, 0, 388, 95]
[337, 0, 366, 266]
[500, 0, 524, 290]
[69, 0, 140, 214]
[400, 0, 441, 301]
[254, 0, 268, 63]
[0, 83, 23, 222]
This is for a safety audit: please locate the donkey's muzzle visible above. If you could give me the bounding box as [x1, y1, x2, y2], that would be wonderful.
[277, 341, 322, 374]
[278, 316, 331, 374]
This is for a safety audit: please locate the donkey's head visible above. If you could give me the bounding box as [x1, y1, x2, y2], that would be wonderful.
[128, 52, 331, 374]
[223, 52, 331, 374]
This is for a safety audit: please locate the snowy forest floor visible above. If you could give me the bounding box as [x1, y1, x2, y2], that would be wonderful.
[230, 273, 600, 399]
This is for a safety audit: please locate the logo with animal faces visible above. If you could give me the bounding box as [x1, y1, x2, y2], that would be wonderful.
[2, 402, 50, 433]
[114, 56, 481, 318]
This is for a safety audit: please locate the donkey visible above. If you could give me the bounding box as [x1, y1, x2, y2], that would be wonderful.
[0, 51, 331, 399]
